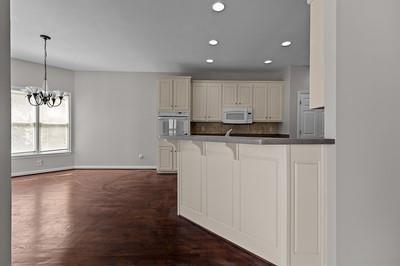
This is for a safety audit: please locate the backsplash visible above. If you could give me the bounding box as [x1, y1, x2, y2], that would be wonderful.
[191, 122, 281, 134]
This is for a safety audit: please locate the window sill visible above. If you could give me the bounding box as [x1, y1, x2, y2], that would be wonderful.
[12, 150, 72, 159]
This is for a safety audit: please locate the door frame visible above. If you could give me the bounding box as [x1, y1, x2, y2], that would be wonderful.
[297, 91, 310, 138]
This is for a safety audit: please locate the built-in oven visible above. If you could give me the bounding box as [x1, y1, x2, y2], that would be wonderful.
[158, 112, 190, 136]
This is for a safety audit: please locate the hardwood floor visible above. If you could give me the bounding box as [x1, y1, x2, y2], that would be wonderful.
[12, 170, 273, 265]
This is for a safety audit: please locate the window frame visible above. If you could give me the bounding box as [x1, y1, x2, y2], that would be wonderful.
[11, 87, 72, 158]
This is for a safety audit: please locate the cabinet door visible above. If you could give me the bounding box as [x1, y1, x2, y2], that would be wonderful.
[174, 79, 190, 111]
[206, 83, 222, 121]
[158, 145, 174, 171]
[158, 79, 173, 112]
[222, 83, 237, 106]
[192, 83, 207, 121]
[267, 83, 283, 121]
[253, 83, 268, 121]
[237, 83, 253, 106]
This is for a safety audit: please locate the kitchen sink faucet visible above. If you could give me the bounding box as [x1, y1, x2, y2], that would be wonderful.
[225, 128, 233, 136]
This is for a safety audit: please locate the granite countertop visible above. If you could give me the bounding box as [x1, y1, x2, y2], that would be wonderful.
[161, 134, 335, 145]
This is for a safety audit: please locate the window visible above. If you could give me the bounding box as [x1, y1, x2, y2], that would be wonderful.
[11, 89, 71, 155]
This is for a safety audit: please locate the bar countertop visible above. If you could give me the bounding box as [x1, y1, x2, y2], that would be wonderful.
[161, 134, 335, 145]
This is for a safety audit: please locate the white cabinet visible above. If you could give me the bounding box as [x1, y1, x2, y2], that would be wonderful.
[178, 141, 327, 266]
[222, 83, 237, 106]
[252, 82, 283, 122]
[309, 0, 325, 109]
[158, 77, 191, 112]
[222, 82, 253, 107]
[157, 140, 177, 173]
[192, 82, 221, 121]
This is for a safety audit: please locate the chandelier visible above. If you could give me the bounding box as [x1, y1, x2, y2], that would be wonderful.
[26, 35, 65, 108]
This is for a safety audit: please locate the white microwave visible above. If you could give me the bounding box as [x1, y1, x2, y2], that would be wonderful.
[222, 107, 253, 124]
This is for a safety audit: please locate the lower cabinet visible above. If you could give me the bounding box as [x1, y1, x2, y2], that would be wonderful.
[177, 141, 326, 266]
[157, 140, 177, 173]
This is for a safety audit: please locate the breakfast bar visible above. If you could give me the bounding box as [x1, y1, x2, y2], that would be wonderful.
[163, 135, 334, 266]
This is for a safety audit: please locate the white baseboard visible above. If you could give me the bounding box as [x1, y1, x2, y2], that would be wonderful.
[74, 165, 157, 170]
[12, 166, 75, 177]
[12, 165, 157, 177]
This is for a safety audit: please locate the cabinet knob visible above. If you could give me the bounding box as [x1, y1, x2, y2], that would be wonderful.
[171, 105, 173, 107]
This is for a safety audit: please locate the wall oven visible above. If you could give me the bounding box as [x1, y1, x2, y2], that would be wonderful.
[158, 112, 190, 136]
[222, 107, 253, 124]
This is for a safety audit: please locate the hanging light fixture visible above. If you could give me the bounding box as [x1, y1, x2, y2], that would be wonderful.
[26, 34, 65, 108]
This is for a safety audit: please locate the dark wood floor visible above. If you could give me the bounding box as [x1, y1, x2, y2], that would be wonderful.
[12, 170, 272, 265]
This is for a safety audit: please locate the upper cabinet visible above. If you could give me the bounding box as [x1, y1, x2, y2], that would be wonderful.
[309, 0, 325, 109]
[192, 82, 221, 122]
[158, 76, 191, 112]
[253, 82, 283, 122]
[191, 80, 283, 123]
[222, 82, 253, 107]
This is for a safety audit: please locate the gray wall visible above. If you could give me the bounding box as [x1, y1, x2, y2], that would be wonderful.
[0, 0, 11, 264]
[336, 1, 400, 265]
[281, 65, 310, 136]
[74, 72, 161, 168]
[11, 59, 75, 176]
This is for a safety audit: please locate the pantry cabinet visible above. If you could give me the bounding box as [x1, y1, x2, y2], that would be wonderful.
[252, 82, 283, 122]
[158, 76, 191, 112]
[192, 82, 221, 121]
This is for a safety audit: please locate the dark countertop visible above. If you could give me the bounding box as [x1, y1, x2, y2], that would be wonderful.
[161, 134, 335, 145]
[191, 133, 290, 138]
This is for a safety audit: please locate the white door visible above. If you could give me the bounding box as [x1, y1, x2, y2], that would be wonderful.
[237, 83, 253, 106]
[298, 93, 324, 138]
[192, 83, 207, 121]
[173, 79, 190, 111]
[158, 79, 173, 112]
[206, 83, 222, 121]
[222, 83, 237, 106]
[267, 83, 283, 121]
[253, 83, 268, 121]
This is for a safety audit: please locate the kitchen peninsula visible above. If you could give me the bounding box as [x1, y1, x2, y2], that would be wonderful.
[163, 135, 334, 266]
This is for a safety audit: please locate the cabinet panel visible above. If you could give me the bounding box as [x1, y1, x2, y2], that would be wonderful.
[192, 83, 207, 121]
[158, 145, 173, 171]
[290, 145, 324, 266]
[174, 79, 190, 111]
[158, 80, 173, 112]
[253, 83, 268, 121]
[206, 83, 222, 121]
[222, 83, 237, 106]
[237, 83, 253, 106]
[180, 141, 203, 214]
[309, 0, 325, 108]
[206, 143, 234, 227]
[268, 83, 283, 121]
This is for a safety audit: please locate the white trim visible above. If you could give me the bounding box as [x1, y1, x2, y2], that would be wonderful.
[12, 165, 158, 177]
[307, 0, 315, 4]
[74, 165, 157, 170]
[12, 166, 74, 177]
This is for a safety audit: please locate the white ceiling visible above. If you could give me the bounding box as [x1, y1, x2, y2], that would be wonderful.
[11, 0, 310, 73]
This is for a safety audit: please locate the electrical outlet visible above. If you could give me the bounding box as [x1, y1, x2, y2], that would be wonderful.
[138, 154, 144, 160]
[36, 159, 43, 166]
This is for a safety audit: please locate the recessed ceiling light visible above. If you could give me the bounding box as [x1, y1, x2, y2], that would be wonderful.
[206, 59, 214, 63]
[209, 39, 219, 46]
[264, 60, 272, 64]
[281, 41, 292, 47]
[212, 2, 225, 12]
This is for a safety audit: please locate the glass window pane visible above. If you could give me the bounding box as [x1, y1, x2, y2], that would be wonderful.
[40, 96, 70, 152]
[11, 91, 36, 154]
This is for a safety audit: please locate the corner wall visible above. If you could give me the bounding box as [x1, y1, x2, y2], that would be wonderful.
[0, 0, 11, 264]
[336, 1, 400, 265]
[11, 59, 75, 176]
